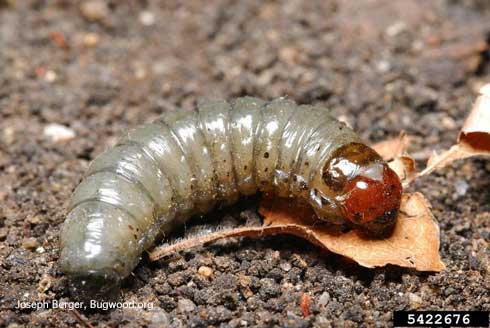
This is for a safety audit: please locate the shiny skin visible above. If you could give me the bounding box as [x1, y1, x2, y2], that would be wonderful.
[59, 97, 402, 300]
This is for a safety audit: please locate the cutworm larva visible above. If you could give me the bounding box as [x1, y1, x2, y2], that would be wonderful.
[59, 97, 402, 300]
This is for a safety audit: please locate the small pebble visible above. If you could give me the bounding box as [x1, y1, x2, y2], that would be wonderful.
[43, 124, 75, 143]
[83, 33, 99, 47]
[177, 298, 196, 312]
[318, 292, 331, 307]
[22, 237, 39, 250]
[279, 262, 292, 272]
[38, 274, 53, 293]
[408, 292, 423, 309]
[148, 308, 169, 328]
[26, 215, 41, 225]
[214, 256, 230, 269]
[441, 116, 456, 129]
[134, 67, 147, 80]
[44, 70, 57, 82]
[279, 47, 299, 65]
[386, 21, 407, 37]
[3, 127, 15, 145]
[139, 11, 156, 26]
[238, 274, 251, 287]
[376, 60, 391, 73]
[80, 0, 109, 21]
[198, 266, 213, 278]
[454, 179, 469, 196]
[7, 323, 22, 328]
[291, 254, 307, 269]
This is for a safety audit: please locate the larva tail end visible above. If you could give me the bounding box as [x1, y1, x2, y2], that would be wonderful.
[67, 270, 121, 303]
[342, 164, 402, 238]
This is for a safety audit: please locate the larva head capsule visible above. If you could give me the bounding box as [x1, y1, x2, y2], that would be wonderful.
[320, 143, 403, 237]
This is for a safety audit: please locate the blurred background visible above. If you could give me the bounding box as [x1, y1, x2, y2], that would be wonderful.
[1, 1, 489, 327]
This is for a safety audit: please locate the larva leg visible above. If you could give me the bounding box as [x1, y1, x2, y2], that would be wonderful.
[197, 100, 239, 205]
[229, 97, 265, 196]
[253, 98, 297, 193]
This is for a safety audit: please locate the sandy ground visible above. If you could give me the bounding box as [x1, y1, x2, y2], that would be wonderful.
[1, 0, 490, 327]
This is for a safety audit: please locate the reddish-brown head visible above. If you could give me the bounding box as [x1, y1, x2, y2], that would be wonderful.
[321, 143, 403, 237]
[341, 164, 402, 237]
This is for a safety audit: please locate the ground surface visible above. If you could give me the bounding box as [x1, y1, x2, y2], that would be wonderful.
[1, 0, 490, 327]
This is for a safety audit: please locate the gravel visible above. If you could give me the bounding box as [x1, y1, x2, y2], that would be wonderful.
[1, 0, 490, 327]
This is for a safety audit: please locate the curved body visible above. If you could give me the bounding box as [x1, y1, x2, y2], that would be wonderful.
[60, 97, 402, 300]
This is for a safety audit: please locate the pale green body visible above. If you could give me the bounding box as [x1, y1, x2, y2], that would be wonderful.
[59, 97, 360, 293]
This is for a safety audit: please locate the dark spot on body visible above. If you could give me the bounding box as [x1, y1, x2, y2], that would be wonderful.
[264, 152, 269, 158]
[353, 212, 362, 222]
[244, 165, 248, 170]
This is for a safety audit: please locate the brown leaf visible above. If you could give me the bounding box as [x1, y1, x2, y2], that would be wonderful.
[388, 156, 417, 188]
[259, 193, 445, 272]
[371, 131, 418, 187]
[150, 192, 444, 272]
[372, 131, 411, 161]
[416, 84, 490, 179]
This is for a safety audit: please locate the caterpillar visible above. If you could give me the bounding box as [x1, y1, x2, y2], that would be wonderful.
[59, 97, 402, 300]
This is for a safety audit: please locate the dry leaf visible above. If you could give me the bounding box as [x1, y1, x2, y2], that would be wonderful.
[389, 156, 417, 187]
[259, 193, 445, 271]
[416, 83, 490, 179]
[372, 131, 411, 160]
[371, 131, 417, 187]
[150, 193, 445, 272]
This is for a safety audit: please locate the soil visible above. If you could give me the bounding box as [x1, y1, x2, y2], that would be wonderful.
[1, 0, 490, 327]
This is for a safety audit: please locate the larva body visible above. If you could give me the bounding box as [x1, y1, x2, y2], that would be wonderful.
[60, 97, 402, 300]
